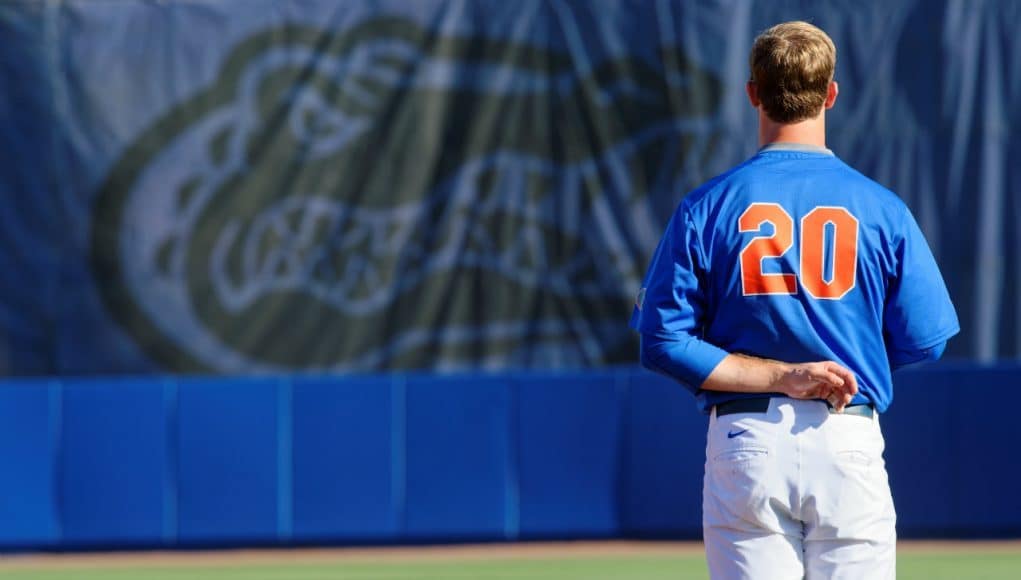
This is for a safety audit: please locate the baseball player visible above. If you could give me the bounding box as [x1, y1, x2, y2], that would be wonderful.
[630, 21, 958, 578]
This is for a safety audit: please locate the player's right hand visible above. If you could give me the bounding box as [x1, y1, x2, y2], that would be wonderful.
[776, 361, 858, 412]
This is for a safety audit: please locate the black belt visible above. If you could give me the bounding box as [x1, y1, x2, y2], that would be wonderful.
[715, 397, 874, 418]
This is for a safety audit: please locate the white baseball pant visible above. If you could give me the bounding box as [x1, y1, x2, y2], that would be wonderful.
[703, 397, 896, 579]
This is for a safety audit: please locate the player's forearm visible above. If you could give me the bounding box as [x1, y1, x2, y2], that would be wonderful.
[641, 334, 787, 393]
[704, 352, 858, 408]
[699, 353, 791, 393]
[640, 333, 857, 406]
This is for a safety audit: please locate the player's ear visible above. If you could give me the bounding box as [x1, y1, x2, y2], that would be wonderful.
[824, 81, 838, 109]
[746, 81, 761, 108]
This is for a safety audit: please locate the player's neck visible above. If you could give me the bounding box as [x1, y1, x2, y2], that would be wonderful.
[758, 111, 827, 149]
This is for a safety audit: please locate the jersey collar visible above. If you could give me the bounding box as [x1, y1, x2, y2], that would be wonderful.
[759, 142, 835, 156]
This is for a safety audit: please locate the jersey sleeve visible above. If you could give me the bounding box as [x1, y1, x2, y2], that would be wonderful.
[888, 341, 946, 370]
[629, 205, 729, 390]
[883, 208, 960, 352]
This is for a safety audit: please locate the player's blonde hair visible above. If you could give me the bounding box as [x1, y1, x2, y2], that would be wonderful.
[749, 21, 836, 124]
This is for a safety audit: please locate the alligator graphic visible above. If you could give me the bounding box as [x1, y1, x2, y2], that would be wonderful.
[91, 17, 723, 373]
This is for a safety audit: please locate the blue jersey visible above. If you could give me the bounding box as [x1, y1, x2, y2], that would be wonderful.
[630, 146, 959, 413]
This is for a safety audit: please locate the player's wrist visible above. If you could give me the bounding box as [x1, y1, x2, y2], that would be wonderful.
[771, 361, 798, 396]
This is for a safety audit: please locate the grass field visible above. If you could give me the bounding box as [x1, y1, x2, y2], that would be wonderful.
[1, 542, 1019, 579]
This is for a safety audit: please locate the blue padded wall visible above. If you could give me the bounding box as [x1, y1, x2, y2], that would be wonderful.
[0, 382, 58, 547]
[516, 373, 622, 538]
[952, 392, 1018, 532]
[623, 372, 706, 537]
[2, 364, 1020, 550]
[291, 375, 396, 541]
[882, 370, 959, 535]
[885, 365, 1021, 536]
[176, 377, 279, 543]
[60, 378, 167, 545]
[403, 375, 511, 539]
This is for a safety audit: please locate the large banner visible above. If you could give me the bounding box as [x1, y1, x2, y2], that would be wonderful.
[1, 1, 1019, 375]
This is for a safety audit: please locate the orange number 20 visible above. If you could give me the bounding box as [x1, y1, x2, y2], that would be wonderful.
[738, 203, 859, 300]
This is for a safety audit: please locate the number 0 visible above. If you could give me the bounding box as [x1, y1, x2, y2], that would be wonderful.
[739, 203, 858, 300]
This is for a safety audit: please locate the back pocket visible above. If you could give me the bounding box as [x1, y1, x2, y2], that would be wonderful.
[705, 446, 778, 532]
[713, 447, 769, 465]
[837, 449, 872, 468]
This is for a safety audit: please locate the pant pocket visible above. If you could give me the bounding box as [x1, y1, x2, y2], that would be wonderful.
[836, 449, 872, 468]
[704, 446, 781, 533]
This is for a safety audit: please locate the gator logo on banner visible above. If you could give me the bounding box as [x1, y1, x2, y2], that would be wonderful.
[90, 17, 722, 373]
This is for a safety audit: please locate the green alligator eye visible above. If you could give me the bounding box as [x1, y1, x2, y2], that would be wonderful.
[288, 90, 370, 158]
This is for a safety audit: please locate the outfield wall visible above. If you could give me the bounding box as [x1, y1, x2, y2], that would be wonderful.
[1, 364, 1019, 550]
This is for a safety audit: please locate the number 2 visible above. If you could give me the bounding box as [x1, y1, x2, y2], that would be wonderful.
[738, 203, 859, 300]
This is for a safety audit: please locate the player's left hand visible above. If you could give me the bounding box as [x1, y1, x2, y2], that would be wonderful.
[776, 360, 858, 412]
